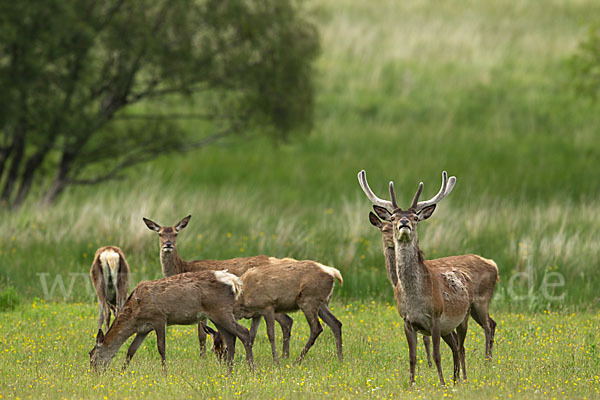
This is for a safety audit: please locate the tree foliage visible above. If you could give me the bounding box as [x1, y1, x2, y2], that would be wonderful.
[0, 0, 320, 207]
[571, 25, 600, 100]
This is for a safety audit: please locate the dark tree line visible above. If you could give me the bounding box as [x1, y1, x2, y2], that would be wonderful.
[0, 0, 319, 207]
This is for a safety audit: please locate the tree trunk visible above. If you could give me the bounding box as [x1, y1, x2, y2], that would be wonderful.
[0, 125, 26, 205]
[42, 151, 74, 206]
[42, 177, 68, 206]
[13, 145, 53, 208]
[0, 141, 15, 184]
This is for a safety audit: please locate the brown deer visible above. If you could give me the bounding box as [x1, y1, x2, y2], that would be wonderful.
[90, 246, 130, 331]
[89, 270, 254, 373]
[143, 215, 295, 358]
[368, 212, 434, 368]
[361, 171, 498, 364]
[358, 170, 492, 385]
[232, 260, 344, 363]
[369, 211, 498, 364]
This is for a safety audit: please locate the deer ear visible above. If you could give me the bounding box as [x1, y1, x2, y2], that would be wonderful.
[369, 212, 383, 229]
[418, 204, 436, 220]
[175, 215, 191, 232]
[373, 205, 392, 221]
[96, 329, 105, 344]
[143, 217, 161, 232]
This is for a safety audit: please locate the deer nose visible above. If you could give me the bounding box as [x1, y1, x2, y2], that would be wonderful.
[164, 241, 173, 248]
[399, 218, 410, 226]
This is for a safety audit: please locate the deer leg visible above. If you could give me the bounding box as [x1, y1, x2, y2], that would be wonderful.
[213, 317, 254, 369]
[214, 325, 236, 373]
[456, 316, 469, 381]
[295, 308, 323, 363]
[431, 318, 446, 386]
[96, 302, 105, 330]
[275, 313, 293, 359]
[422, 335, 433, 368]
[249, 316, 261, 346]
[441, 332, 460, 384]
[318, 304, 343, 362]
[154, 324, 167, 374]
[123, 331, 150, 371]
[197, 319, 208, 356]
[489, 316, 497, 355]
[103, 302, 112, 330]
[470, 305, 493, 360]
[262, 308, 279, 363]
[403, 322, 418, 384]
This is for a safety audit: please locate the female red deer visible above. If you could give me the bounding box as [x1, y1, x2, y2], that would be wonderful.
[89, 270, 253, 373]
[90, 246, 130, 330]
[233, 260, 344, 363]
[143, 215, 295, 358]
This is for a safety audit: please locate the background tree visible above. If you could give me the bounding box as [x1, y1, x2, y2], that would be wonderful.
[0, 0, 320, 208]
[571, 24, 600, 100]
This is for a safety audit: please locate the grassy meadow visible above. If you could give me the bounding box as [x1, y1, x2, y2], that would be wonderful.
[1, 301, 599, 399]
[2, 0, 600, 398]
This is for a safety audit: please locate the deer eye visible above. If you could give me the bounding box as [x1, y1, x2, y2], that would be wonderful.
[414, 216, 419, 221]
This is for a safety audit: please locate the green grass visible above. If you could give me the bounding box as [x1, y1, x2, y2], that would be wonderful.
[1, 301, 598, 399]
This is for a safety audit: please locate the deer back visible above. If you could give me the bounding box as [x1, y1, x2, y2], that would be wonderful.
[236, 261, 342, 316]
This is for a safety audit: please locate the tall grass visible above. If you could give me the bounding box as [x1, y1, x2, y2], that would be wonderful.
[1, 0, 600, 310]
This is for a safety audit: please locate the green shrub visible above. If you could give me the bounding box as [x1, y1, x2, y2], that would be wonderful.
[0, 286, 20, 311]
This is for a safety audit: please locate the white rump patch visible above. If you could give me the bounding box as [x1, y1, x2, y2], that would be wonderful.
[99, 249, 120, 286]
[214, 270, 243, 299]
[315, 263, 343, 286]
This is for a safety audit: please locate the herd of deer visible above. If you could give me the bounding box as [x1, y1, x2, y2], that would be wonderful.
[87, 170, 498, 386]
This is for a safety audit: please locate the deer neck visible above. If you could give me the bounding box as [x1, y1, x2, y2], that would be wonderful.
[382, 239, 398, 287]
[159, 248, 187, 276]
[394, 239, 428, 300]
[101, 317, 137, 362]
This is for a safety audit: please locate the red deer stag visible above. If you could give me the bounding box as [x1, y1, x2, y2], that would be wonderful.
[89, 270, 253, 373]
[360, 171, 498, 365]
[358, 170, 477, 385]
[90, 246, 130, 331]
[143, 215, 295, 358]
[368, 212, 434, 368]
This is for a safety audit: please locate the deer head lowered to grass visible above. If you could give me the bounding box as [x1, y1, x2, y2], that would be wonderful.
[90, 246, 130, 331]
[89, 270, 254, 373]
[143, 215, 296, 359]
[358, 170, 497, 385]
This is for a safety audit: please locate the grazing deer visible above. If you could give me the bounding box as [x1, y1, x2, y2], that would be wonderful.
[232, 260, 344, 363]
[358, 170, 479, 385]
[90, 246, 130, 331]
[89, 270, 254, 373]
[361, 172, 498, 363]
[143, 215, 295, 358]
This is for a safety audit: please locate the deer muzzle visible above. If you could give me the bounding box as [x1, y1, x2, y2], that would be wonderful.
[397, 224, 412, 241]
